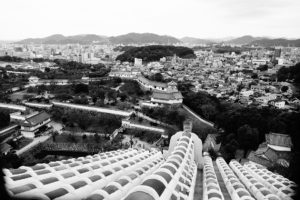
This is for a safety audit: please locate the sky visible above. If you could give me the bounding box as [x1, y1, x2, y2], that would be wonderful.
[1, 0, 300, 40]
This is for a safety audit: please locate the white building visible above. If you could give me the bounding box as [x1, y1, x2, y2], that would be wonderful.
[134, 58, 143, 67]
[19, 111, 52, 138]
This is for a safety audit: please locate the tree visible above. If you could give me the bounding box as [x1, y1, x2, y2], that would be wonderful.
[73, 83, 89, 94]
[201, 104, 217, 121]
[52, 131, 58, 142]
[251, 73, 258, 79]
[90, 88, 106, 100]
[237, 83, 244, 92]
[150, 73, 164, 82]
[281, 85, 289, 93]
[94, 133, 101, 143]
[116, 45, 196, 62]
[0, 111, 10, 129]
[73, 96, 89, 105]
[223, 138, 239, 161]
[257, 64, 268, 71]
[55, 93, 73, 101]
[45, 67, 50, 72]
[95, 99, 105, 107]
[277, 63, 300, 83]
[67, 134, 77, 143]
[237, 124, 259, 157]
[117, 102, 131, 110]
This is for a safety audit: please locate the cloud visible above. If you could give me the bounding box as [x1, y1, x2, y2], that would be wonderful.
[0, 0, 299, 39]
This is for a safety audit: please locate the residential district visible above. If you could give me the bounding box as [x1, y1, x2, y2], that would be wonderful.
[0, 42, 299, 200]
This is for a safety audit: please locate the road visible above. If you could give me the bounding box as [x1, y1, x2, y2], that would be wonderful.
[16, 135, 51, 156]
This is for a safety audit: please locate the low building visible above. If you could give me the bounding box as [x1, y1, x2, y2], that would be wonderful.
[20, 111, 52, 138]
[150, 91, 183, 105]
[136, 76, 168, 92]
[248, 133, 292, 168]
[28, 76, 70, 87]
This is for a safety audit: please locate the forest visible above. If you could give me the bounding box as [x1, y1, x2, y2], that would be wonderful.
[116, 45, 196, 62]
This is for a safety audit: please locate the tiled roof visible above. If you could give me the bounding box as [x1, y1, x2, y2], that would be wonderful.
[137, 76, 167, 88]
[152, 91, 183, 100]
[22, 111, 50, 126]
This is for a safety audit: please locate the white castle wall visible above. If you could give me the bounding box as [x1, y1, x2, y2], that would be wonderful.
[52, 101, 132, 117]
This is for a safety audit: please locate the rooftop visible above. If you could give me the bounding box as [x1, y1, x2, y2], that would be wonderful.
[21, 111, 51, 127]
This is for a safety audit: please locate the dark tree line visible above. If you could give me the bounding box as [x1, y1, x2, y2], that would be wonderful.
[141, 107, 186, 127]
[182, 88, 299, 161]
[116, 45, 196, 63]
[0, 110, 10, 129]
[277, 62, 300, 83]
[50, 107, 121, 134]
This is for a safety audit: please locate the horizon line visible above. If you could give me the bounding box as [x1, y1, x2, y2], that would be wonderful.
[0, 32, 299, 42]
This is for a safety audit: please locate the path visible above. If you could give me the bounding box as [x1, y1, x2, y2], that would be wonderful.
[52, 101, 132, 117]
[16, 135, 51, 155]
[182, 104, 214, 127]
[213, 161, 231, 200]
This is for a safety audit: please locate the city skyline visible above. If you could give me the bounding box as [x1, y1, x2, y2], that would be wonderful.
[1, 0, 300, 40]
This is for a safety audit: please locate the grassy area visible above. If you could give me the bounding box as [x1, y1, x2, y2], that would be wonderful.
[51, 133, 107, 144]
[9, 90, 37, 102]
[122, 129, 161, 144]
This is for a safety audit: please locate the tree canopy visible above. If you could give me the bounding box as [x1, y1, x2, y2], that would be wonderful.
[0, 110, 10, 129]
[277, 62, 300, 83]
[116, 45, 196, 63]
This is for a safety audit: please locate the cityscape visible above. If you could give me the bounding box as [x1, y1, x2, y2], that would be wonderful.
[0, 0, 299, 200]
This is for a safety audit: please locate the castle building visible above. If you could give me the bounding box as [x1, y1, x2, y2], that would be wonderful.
[150, 81, 183, 106]
[2, 125, 297, 200]
[18, 111, 52, 138]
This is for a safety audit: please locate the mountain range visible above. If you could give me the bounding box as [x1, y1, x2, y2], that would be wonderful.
[15, 33, 300, 47]
[225, 35, 268, 45]
[16, 33, 180, 45]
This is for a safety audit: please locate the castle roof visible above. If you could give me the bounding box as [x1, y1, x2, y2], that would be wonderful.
[137, 76, 167, 88]
[152, 91, 183, 100]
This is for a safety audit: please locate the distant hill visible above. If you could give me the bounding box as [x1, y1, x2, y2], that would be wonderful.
[181, 37, 213, 45]
[15, 33, 300, 47]
[226, 35, 267, 45]
[109, 33, 181, 45]
[250, 38, 300, 47]
[17, 34, 109, 44]
[116, 45, 196, 62]
[17, 33, 181, 45]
